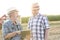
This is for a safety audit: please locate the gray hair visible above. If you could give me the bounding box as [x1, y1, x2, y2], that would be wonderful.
[8, 9, 18, 17]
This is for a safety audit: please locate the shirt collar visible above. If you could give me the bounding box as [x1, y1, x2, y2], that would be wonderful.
[9, 19, 18, 25]
[32, 13, 40, 18]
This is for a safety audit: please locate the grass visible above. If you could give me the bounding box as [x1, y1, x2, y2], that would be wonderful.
[48, 25, 60, 40]
[0, 21, 60, 40]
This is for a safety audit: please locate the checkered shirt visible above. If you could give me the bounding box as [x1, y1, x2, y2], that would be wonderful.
[28, 13, 49, 40]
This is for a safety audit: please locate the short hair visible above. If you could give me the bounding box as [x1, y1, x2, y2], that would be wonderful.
[8, 9, 18, 17]
[32, 3, 40, 11]
[32, 3, 40, 8]
[32, 3, 39, 5]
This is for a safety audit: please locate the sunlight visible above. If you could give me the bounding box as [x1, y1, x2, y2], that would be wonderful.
[0, 0, 60, 17]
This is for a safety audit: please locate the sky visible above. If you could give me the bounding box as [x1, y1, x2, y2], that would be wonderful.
[0, 0, 60, 17]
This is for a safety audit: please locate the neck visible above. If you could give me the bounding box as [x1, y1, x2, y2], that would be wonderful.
[13, 21, 17, 25]
[33, 13, 38, 17]
[10, 19, 17, 25]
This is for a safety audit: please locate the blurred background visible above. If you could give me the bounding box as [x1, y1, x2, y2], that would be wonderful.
[0, 0, 60, 40]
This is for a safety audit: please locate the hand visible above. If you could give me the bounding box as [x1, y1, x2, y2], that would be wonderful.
[16, 31, 21, 35]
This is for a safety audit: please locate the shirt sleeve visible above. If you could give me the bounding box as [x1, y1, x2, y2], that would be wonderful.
[43, 16, 50, 29]
[2, 23, 10, 38]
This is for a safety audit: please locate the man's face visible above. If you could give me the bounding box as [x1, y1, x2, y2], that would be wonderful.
[10, 12, 18, 21]
[32, 4, 39, 16]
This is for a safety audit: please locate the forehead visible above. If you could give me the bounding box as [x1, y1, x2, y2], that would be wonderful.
[32, 3, 39, 8]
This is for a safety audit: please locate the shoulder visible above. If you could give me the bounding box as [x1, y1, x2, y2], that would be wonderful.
[39, 14, 48, 19]
[2, 20, 11, 27]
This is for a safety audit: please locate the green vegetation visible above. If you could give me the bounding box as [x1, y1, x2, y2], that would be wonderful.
[21, 15, 60, 23]
[21, 17, 29, 23]
[48, 15, 60, 21]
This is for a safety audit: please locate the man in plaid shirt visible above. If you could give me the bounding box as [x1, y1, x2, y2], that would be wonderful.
[28, 3, 50, 40]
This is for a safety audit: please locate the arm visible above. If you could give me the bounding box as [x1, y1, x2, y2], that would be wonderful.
[44, 29, 49, 40]
[5, 31, 17, 39]
[2, 24, 17, 39]
[5, 24, 22, 39]
[43, 16, 50, 40]
[15, 31, 21, 35]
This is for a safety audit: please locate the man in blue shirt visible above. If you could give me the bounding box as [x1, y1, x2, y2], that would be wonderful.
[2, 9, 22, 40]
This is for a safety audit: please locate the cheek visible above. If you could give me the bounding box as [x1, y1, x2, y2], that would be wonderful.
[11, 17, 16, 20]
[32, 10, 37, 13]
[32, 10, 36, 13]
[32, 11, 35, 14]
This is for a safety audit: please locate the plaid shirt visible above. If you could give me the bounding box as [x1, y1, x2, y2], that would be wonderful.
[2, 20, 22, 40]
[28, 13, 49, 40]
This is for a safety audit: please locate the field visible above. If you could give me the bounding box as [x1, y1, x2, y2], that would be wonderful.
[0, 21, 60, 40]
[48, 21, 60, 40]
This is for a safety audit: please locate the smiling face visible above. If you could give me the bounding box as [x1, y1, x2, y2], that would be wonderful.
[32, 3, 40, 16]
